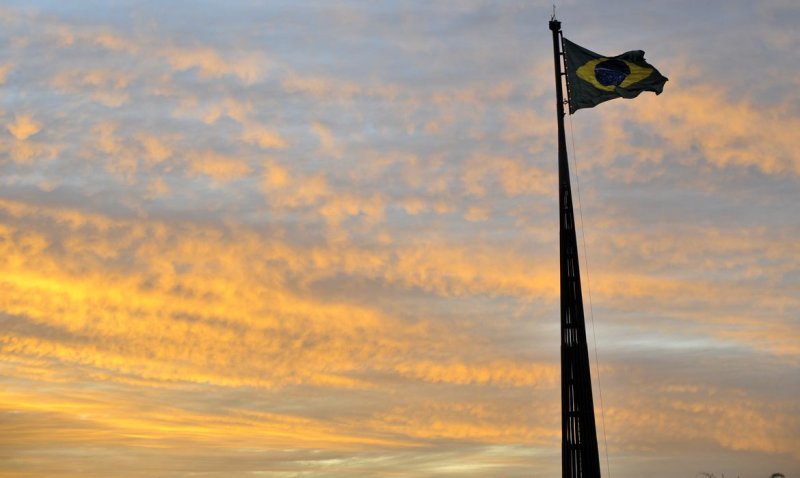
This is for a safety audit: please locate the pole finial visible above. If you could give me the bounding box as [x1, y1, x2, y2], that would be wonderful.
[549, 5, 561, 32]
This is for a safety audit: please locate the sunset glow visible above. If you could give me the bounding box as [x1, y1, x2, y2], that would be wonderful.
[1, 2, 798, 477]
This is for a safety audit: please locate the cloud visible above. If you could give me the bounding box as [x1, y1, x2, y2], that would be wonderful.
[161, 46, 269, 84]
[89, 122, 138, 181]
[0, 198, 549, 393]
[282, 73, 361, 101]
[312, 121, 342, 158]
[0, 64, 10, 84]
[90, 31, 133, 52]
[188, 151, 252, 182]
[261, 162, 329, 209]
[0, 3, 798, 477]
[138, 135, 172, 164]
[145, 177, 169, 198]
[52, 69, 132, 107]
[318, 192, 386, 226]
[0, 138, 58, 164]
[241, 123, 288, 149]
[461, 154, 551, 198]
[367, 399, 558, 444]
[604, 385, 800, 459]
[465, 206, 490, 222]
[6, 115, 41, 140]
[584, 80, 800, 178]
[400, 197, 428, 215]
[394, 360, 557, 388]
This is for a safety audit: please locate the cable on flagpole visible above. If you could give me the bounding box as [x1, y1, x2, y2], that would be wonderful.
[567, 112, 612, 478]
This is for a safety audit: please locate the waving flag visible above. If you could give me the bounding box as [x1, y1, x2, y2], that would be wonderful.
[564, 38, 668, 113]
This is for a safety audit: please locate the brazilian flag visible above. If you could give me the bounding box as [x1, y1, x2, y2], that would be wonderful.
[564, 38, 668, 114]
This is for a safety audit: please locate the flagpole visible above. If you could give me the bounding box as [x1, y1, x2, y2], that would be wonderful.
[549, 18, 602, 478]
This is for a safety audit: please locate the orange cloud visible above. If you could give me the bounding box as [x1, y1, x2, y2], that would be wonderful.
[0, 198, 550, 395]
[311, 121, 342, 158]
[91, 32, 132, 52]
[462, 154, 551, 198]
[261, 163, 329, 208]
[465, 206, 490, 222]
[7, 114, 41, 140]
[592, 81, 800, 177]
[239, 122, 287, 149]
[52, 69, 132, 107]
[161, 46, 268, 84]
[318, 192, 386, 226]
[0, 137, 58, 164]
[138, 135, 173, 164]
[604, 387, 800, 459]
[0, 64, 11, 84]
[367, 399, 559, 445]
[188, 151, 252, 182]
[394, 360, 557, 388]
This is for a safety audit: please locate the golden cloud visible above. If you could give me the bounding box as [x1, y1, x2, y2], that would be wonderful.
[241, 124, 288, 150]
[594, 82, 800, 177]
[7, 114, 41, 140]
[0, 198, 552, 395]
[188, 151, 252, 182]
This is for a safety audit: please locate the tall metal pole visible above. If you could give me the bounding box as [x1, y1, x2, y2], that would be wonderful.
[549, 18, 602, 478]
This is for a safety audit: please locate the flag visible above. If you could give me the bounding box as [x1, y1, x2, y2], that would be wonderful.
[564, 38, 668, 114]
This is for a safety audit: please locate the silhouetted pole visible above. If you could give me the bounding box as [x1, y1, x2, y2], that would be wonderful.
[549, 18, 602, 478]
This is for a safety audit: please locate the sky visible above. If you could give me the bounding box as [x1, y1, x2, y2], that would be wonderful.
[0, 1, 798, 477]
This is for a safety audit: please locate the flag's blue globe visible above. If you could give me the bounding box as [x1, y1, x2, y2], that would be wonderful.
[595, 59, 630, 86]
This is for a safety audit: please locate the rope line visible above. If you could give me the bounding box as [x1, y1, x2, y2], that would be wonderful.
[567, 113, 611, 478]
